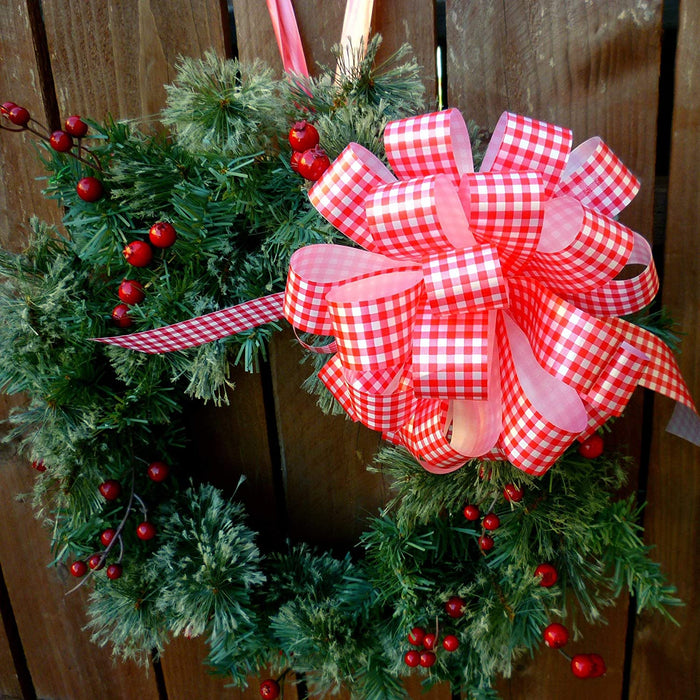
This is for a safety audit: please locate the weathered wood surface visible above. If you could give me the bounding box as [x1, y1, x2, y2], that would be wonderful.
[629, 1, 700, 698]
[0, 0, 61, 247]
[446, 0, 662, 239]
[41, 0, 230, 122]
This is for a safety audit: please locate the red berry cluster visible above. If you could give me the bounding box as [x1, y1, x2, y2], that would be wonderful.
[288, 120, 330, 181]
[69, 460, 169, 584]
[403, 596, 466, 670]
[463, 482, 526, 552]
[1, 102, 103, 202]
[114, 221, 177, 327]
[542, 622, 606, 679]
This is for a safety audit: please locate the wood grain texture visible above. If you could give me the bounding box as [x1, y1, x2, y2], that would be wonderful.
[233, 0, 436, 100]
[42, 0, 229, 121]
[629, 2, 700, 697]
[161, 636, 300, 700]
[0, 0, 62, 248]
[269, 329, 386, 548]
[181, 364, 278, 536]
[0, 448, 160, 700]
[446, 0, 662, 238]
[0, 604, 22, 699]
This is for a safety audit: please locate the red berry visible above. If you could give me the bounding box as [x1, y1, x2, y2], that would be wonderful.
[445, 596, 465, 618]
[106, 563, 123, 580]
[503, 483, 523, 502]
[118, 279, 145, 305]
[123, 240, 153, 267]
[136, 521, 156, 540]
[571, 653, 594, 678]
[442, 634, 459, 652]
[419, 651, 436, 668]
[535, 563, 558, 587]
[147, 461, 169, 482]
[99, 479, 121, 501]
[88, 554, 104, 570]
[404, 649, 421, 667]
[407, 626, 426, 646]
[478, 534, 494, 551]
[76, 176, 103, 202]
[578, 434, 604, 459]
[463, 504, 480, 521]
[297, 146, 330, 181]
[288, 120, 320, 152]
[63, 115, 88, 137]
[422, 632, 436, 650]
[100, 528, 117, 547]
[543, 623, 569, 649]
[148, 221, 177, 248]
[8, 105, 30, 126]
[111, 303, 132, 328]
[31, 459, 46, 472]
[49, 130, 73, 152]
[70, 560, 88, 577]
[259, 679, 280, 699]
[290, 149, 304, 173]
[482, 513, 500, 530]
[588, 653, 606, 678]
[1, 102, 17, 117]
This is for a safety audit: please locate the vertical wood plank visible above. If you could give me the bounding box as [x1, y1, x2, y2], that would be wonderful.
[629, 1, 700, 697]
[446, 0, 662, 238]
[269, 330, 385, 548]
[233, 0, 437, 99]
[0, 448, 160, 700]
[182, 364, 279, 538]
[0, 598, 23, 699]
[446, 2, 663, 698]
[42, 0, 230, 121]
[0, 0, 61, 248]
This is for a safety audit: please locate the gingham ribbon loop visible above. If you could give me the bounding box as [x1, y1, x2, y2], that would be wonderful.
[481, 111, 573, 197]
[365, 175, 472, 260]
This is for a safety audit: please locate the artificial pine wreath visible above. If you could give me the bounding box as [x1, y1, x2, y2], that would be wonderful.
[0, 38, 686, 699]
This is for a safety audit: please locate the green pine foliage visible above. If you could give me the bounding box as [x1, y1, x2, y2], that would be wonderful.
[0, 41, 684, 699]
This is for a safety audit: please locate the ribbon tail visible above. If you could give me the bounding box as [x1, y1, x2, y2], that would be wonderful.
[607, 316, 700, 444]
[92, 293, 285, 354]
[266, 0, 310, 77]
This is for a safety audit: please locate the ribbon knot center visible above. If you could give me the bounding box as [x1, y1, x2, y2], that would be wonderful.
[422, 245, 509, 315]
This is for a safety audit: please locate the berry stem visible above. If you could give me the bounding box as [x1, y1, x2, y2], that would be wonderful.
[133, 492, 148, 520]
[23, 122, 104, 172]
[65, 470, 136, 595]
[557, 648, 572, 661]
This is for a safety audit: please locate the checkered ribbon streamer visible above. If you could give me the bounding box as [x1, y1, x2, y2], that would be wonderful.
[283, 107, 700, 476]
[93, 293, 285, 353]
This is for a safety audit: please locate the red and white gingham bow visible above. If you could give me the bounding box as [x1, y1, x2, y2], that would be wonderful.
[283, 108, 699, 475]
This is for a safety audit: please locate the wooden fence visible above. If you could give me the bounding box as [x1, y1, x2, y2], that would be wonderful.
[0, 1, 697, 698]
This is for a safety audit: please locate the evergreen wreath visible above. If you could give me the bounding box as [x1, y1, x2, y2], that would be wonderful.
[0, 38, 685, 699]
